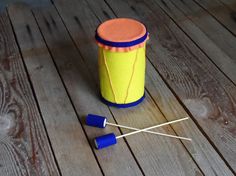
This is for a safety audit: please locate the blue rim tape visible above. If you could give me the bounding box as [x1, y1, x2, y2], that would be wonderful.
[95, 31, 148, 48]
[101, 94, 145, 108]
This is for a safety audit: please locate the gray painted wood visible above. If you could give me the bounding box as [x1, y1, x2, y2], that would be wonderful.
[7, 3, 103, 176]
[0, 11, 59, 176]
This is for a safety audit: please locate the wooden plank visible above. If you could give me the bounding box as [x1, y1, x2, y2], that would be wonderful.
[36, 1, 203, 175]
[0, 0, 50, 11]
[193, 0, 236, 36]
[7, 3, 103, 176]
[167, 0, 236, 60]
[217, 0, 236, 31]
[90, 0, 236, 86]
[159, 0, 236, 83]
[217, 0, 236, 10]
[35, 3, 202, 175]
[32, 6, 146, 176]
[142, 0, 236, 85]
[218, 0, 236, 28]
[85, 0, 236, 175]
[101, 0, 236, 173]
[0, 11, 59, 176]
[9, 3, 145, 176]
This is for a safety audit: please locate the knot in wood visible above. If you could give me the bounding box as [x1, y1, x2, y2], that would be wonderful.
[0, 114, 15, 136]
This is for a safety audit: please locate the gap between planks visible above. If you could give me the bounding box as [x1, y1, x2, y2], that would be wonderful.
[6, 9, 63, 176]
[157, 0, 236, 85]
[7, 3, 104, 176]
[49, 0, 234, 175]
[87, 0, 236, 174]
[192, 0, 236, 37]
[84, 0, 203, 172]
[32, 5, 146, 176]
[0, 10, 60, 176]
[32, 1, 203, 175]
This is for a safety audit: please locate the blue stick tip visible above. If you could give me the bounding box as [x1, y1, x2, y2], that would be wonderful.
[94, 133, 117, 149]
[86, 114, 107, 128]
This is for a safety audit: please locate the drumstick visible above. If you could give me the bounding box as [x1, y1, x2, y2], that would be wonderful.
[115, 117, 189, 139]
[86, 114, 191, 149]
[86, 114, 189, 137]
[109, 122, 191, 141]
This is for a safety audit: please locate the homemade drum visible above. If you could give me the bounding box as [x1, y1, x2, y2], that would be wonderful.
[95, 18, 148, 108]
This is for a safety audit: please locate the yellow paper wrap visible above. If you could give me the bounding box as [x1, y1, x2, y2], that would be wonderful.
[98, 45, 146, 105]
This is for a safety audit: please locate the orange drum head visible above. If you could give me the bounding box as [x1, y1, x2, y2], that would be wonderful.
[97, 18, 146, 43]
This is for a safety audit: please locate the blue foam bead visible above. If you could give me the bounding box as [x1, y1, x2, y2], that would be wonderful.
[94, 133, 117, 149]
[86, 114, 107, 128]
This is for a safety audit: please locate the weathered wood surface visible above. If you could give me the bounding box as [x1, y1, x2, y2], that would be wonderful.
[193, 0, 236, 36]
[219, 0, 236, 30]
[158, 0, 236, 84]
[218, 0, 236, 10]
[0, 11, 59, 176]
[32, 1, 202, 175]
[168, 0, 236, 61]
[141, 0, 236, 85]
[31, 5, 145, 176]
[7, 3, 103, 176]
[85, 0, 235, 175]
[0, 0, 50, 11]
[1, 0, 236, 175]
[101, 0, 236, 173]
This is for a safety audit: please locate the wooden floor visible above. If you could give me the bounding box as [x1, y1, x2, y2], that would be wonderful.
[0, 0, 236, 175]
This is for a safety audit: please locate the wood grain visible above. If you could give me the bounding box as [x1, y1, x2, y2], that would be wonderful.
[7, 3, 103, 176]
[3, 0, 236, 175]
[0, 11, 59, 176]
[144, 0, 236, 85]
[101, 0, 236, 173]
[48, 0, 206, 175]
[85, 0, 235, 175]
[218, 0, 236, 31]
[159, 0, 236, 83]
[32, 5, 145, 176]
[218, 0, 236, 10]
[193, 0, 236, 36]
[168, 0, 236, 59]
[0, 0, 50, 11]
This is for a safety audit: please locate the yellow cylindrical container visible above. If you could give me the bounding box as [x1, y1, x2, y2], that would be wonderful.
[95, 18, 148, 108]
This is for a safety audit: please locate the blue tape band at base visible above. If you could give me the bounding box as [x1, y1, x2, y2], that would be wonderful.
[101, 94, 145, 108]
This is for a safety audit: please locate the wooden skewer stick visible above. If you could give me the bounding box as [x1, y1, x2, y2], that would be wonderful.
[115, 117, 191, 141]
[86, 114, 191, 141]
[94, 117, 191, 149]
[107, 122, 191, 140]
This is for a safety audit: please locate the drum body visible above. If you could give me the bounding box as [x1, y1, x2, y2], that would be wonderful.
[96, 18, 148, 108]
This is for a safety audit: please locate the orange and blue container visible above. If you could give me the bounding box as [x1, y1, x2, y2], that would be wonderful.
[95, 18, 148, 108]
